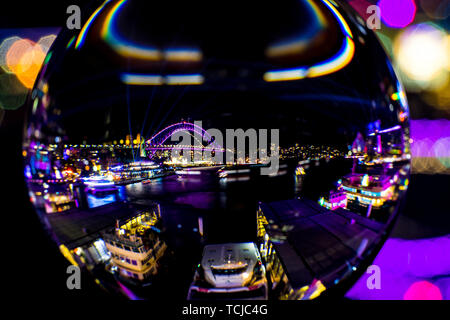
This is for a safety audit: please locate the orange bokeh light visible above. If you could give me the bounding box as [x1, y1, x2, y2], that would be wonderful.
[5, 38, 46, 89]
[5, 38, 34, 72]
[17, 45, 46, 89]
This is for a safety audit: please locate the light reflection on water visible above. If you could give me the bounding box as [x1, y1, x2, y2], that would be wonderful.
[86, 186, 126, 208]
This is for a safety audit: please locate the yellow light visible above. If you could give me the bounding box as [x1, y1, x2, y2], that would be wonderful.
[263, 0, 355, 82]
[322, 0, 353, 39]
[101, 0, 162, 61]
[395, 24, 448, 83]
[75, 0, 110, 49]
[5, 38, 46, 89]
[264, 68, 307, 82]
[59, 244, 78, 266]
[16, 44, 46, 88]
[447, 35, 450, 72]
[391, 91, 406, 101]
[308, 280, 326, 299]
[121, 74, 163, 85]
[164, 49, 203, 62]
[308, 37, 355, 78]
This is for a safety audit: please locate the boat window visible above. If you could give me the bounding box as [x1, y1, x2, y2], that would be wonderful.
[211, 265, 247, 275]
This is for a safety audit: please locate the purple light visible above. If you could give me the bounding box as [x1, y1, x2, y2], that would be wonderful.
[379, 125, 402, 134]
[147, 122, 223, 150]
[116, 280, 140, 300]
[410, 120, 450, 145]
[378, 0, 416, 28]
[147, 146, 224, 151]
[346, 236, 450, 300]
[410, 119, 450, 163]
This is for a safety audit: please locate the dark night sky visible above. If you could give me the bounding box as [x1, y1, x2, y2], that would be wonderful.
[21, 0, 403, 150]
[0, 0, 448, 302]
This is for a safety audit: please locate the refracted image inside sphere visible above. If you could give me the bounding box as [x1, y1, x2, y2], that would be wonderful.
[23, 0, 411, 299]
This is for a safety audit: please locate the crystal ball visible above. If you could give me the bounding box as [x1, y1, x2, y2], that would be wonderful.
[23, 0, 410, 299]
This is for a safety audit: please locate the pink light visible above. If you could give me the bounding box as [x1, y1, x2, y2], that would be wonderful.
[378, 0, 416, 28]
[146, 122, 224, 150]
[346, 236, 450, 300]
[348, 0, 373, 21]
[379, 125, 402, 134]
[403, 281, 443, 300]
[116, 280, 140, 300]
[410, 120, 450, 167]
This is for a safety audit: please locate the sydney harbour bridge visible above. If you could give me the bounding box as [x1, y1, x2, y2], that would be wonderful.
[145, 121, 225, 153]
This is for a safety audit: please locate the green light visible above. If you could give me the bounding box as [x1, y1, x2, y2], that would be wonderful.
[66, 36, 76, 49]
[44, 51, 53, 65]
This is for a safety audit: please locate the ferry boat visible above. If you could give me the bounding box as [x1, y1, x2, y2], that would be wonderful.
[83, 176, 118, 195]
[102, 208, 167, 285]
[341, 173, 396, 208]
[318, 190, 347, 211]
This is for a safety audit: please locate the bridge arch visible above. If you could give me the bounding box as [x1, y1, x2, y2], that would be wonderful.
[146, 122, 224, 151]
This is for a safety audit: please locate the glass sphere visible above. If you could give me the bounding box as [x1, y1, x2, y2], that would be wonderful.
[23, 0, 410, 300]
